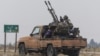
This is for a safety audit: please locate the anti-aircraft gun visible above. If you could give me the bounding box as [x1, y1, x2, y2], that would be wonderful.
[45, 1, 79, 37]
[45, 1, 59, 26]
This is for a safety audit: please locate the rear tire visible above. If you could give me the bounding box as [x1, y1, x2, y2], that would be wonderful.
[19, 44, 26, 56]
[46, 45, 57, 56]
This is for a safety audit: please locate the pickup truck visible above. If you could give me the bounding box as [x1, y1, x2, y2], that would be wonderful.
[18, 25, 87, 56]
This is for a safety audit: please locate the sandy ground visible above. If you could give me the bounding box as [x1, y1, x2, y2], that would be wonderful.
[0, 50, 100, 56]
[0, 53, 100, 56]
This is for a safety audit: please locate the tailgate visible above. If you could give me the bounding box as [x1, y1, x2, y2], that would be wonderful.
[62, 38, 87, 48]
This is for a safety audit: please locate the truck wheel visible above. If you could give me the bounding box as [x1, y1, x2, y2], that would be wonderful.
[46, 45, 57, 56]
[19, 44, 26, 56]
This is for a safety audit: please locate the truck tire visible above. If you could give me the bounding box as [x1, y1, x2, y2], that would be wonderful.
[46, 45, 57, 56]
[19, 44, 26, 56]
[68, 50, 80, 56]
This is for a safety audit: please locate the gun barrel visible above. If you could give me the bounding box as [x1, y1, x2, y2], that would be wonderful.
[45, 1, 50, 10]
[45, 1, 47, 5]
[48, 1, 51, 5]
[44, 1, 59, 24]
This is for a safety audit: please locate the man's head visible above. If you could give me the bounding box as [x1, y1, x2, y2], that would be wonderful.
[60, 18, 64, 22]
[64, 15, 68, 20]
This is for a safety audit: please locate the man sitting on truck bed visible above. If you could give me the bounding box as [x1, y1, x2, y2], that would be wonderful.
[44, 26, 53, 38]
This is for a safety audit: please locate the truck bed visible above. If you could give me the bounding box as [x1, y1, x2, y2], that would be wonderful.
[40, 37, 87, 48]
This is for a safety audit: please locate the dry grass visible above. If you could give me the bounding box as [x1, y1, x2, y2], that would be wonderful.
[0, 50, 18, 56]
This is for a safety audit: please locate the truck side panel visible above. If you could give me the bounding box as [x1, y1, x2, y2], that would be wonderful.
[40, 39, 62, 48]
[39, 38, 87, 48]
[62, 38, 87, 48]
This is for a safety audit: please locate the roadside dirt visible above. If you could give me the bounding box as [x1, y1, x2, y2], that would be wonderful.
[0, 50, 100, 56]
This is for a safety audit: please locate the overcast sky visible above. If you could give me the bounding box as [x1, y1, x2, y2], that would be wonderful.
[0, 0, 100, 44]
